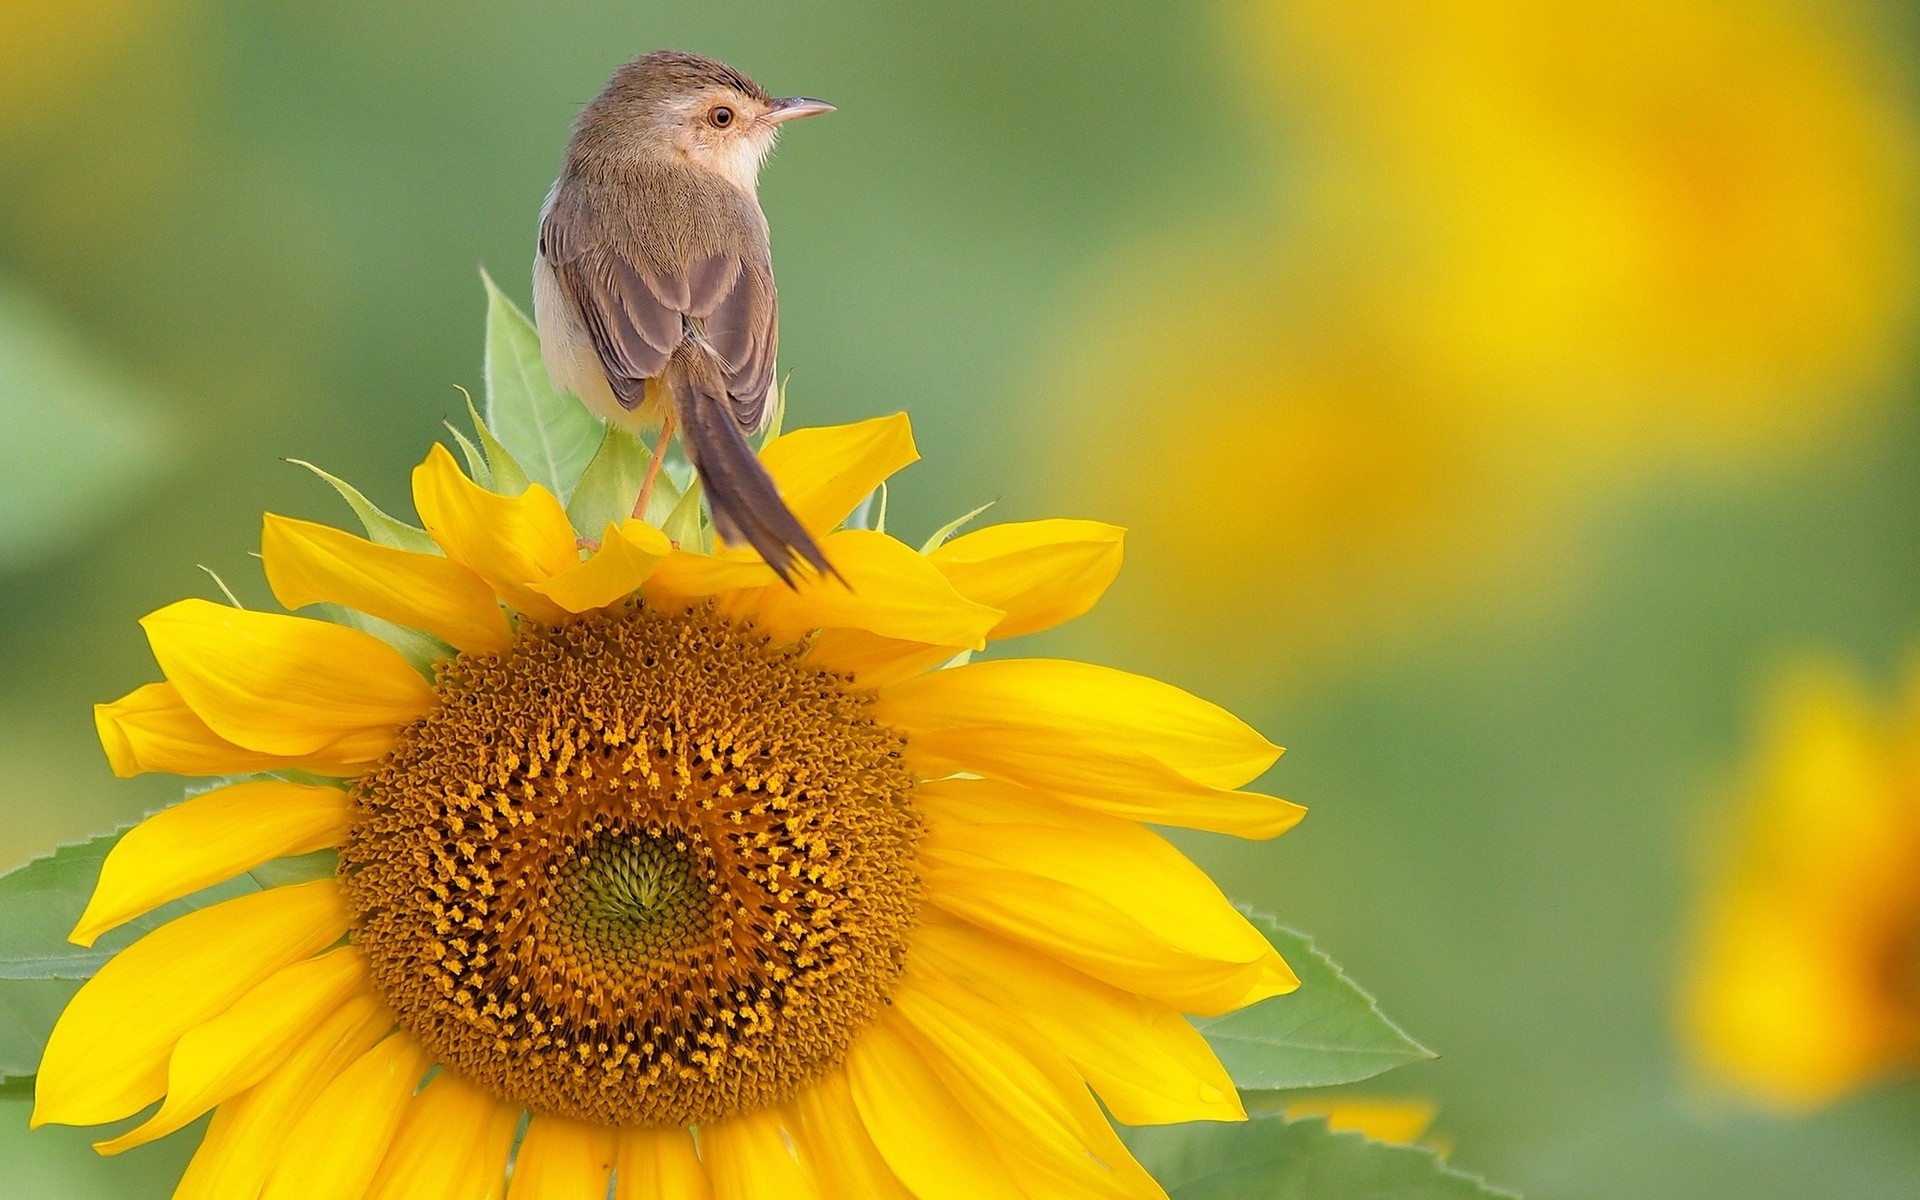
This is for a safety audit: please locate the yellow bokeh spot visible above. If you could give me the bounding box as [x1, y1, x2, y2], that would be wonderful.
[1684, 661, 1920, 1109]
[0, 0, 174, 137]
[1042, 0, 1919, 683]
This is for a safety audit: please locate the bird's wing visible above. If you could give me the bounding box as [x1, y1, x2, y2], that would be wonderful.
[540, 201, 776, 426]
[699, 255, 778, 432]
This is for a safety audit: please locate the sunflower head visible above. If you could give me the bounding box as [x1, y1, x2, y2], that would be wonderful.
[47, 379, 1304, 1198]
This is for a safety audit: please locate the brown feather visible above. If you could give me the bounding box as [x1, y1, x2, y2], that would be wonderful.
[675, 349, 833, 584]
[533, 51, 827, 581]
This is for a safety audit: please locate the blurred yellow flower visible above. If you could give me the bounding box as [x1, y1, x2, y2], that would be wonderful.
[1684, 661, 1920, 1110]
[1281, 1096, 1438, 1147]
[1040, 0, 1918, 684]
[1254, 0, 1920, 462]
[0, 0, 175, 137]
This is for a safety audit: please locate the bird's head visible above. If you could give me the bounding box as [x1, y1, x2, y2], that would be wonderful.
[575, 50, 833, 195]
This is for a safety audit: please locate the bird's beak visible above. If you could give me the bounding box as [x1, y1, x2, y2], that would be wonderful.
[763, 97, 835, 125]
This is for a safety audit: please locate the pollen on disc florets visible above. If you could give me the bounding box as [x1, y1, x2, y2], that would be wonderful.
[340, 602, 921, 1127]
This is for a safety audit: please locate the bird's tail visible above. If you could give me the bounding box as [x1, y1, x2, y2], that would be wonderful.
[673, 361, 835, 586]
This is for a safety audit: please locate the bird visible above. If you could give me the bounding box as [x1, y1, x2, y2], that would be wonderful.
[533, 50, 837, 583]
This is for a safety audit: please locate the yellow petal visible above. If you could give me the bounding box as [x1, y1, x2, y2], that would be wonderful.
[33, 879, 350, 1129]
[142, 599, 433, 758]
[93, 946, 370, 1154]
[746, 530, 1003, 649]
[803, 631, 956, 689]
[615, 1125, 711, 1200]
[908, 733, 1304, 839]
[917, 796, 1295, 1015]
[94, 682, 378, 779]
[508, 1114, 617, 1200]
[913, 915, 1243, 1126]
[877, 658, 1281, 789]
[174, 993, 393, 1200]
[790, 1072, 913, 1200]
[262, 512, 512, 655]
[413, 442, 579, 622]
[699, 1105, 819, 1200]
[893, 973, 1166, 1200]
[531, 520, 673, 614]
[930, 519, 1125, 639]
[260, 1031, 430, 1200]
[71, 780, 353, 948]
[757, 414, 918, 537]
[845, 1016, 1026, 1200]
[641, 547, 780, 609]
[369, 1068, 519, 1200]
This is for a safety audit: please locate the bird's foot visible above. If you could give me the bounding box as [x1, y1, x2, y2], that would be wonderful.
[632, 409, 676, 521]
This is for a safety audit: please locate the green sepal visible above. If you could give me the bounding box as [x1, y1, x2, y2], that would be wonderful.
[443, 421, 492, 490]
[1195, 912, 1433, 1090]
[919, 500, 997, 554]
[196, 564, 247, 610]
[845, 490, 876, 531]
[458, 386, 533, 496]
[569, 427, 685, 538]
[661, 477, 708, 552]
[1123, 1113, 1516, 1199]
[286, 459, 439, 555]
[480, 269, 601, 504]
[758, 372, 791, 447]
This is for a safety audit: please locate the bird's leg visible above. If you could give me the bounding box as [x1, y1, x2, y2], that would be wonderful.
[633, 408, 677, 521]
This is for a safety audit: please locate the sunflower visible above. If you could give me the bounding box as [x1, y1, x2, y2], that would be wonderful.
[37, 412, 1303, 1198]
[1684, 661, 1920, 1110]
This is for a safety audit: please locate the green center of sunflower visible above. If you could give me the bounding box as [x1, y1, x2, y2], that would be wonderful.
[340, 602, 921, 1127]
[550, 832, 711, 964]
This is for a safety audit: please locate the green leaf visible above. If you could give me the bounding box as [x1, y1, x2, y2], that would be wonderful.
[287, 459, 439, 555]
[480, 270, 601, 504]
[1123, 1114, 1516, 1199]
[0, 281, 170, 572]
[0, 827, 258, 982]
[1195, 913, 1433, 1090]
[459, 387, 533, 496]
[0, 823, 336, 1083]
[568, 427, 681, 538]
[0, 1069, 39, 1100]
[0, 981, 77, 1078]
[919, 500, 998, 553]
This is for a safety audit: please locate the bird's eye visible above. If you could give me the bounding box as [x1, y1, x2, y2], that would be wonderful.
[708, 105, 735, 129]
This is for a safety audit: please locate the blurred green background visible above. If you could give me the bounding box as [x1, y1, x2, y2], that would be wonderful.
[5, 1, 1920, 1195]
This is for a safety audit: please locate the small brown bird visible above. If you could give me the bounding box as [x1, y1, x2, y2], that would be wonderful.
[534, 50, 836, 581]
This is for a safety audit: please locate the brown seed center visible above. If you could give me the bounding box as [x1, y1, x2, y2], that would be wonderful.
[340, 602, 920, 1126]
